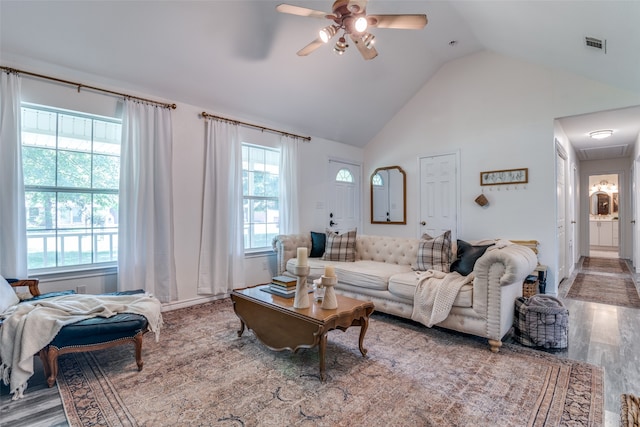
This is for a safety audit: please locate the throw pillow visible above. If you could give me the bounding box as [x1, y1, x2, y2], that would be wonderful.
[0, 274, 20, 314]
[450, 240, 494, 276]
[310, 231, 326, 258]
[322, 229, 357, 262]
[413, 230, 452, 272]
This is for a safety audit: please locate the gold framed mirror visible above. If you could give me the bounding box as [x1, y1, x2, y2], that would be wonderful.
[371, 166, 406, 224]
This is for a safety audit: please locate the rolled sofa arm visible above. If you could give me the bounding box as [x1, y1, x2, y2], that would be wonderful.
[471, 243, 538, 346]
[475, 244, 538, 287]
[272, 234, 312, 275]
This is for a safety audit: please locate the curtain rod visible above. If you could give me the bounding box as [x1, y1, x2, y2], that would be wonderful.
[1, 66, 177, 110]
[200, 111, 311, 142]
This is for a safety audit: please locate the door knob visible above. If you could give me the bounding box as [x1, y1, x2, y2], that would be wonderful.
[329, 220, 337, 227]
[632, 220, 636, 224]
[420, 221, 426, 226]
[570, 221, 576, 224]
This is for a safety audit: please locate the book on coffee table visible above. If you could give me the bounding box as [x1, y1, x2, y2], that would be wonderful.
[271, 275, 297, 287]
[268, 285, 297, 296]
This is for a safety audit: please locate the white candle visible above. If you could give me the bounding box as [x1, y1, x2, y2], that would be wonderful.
[324, 265, 335, 277]
[297, 247, 308, 266]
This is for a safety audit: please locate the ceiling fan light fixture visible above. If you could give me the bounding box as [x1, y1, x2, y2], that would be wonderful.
[319, 25, 338, 43]
[589, 130, 613, 139]
[334, 36, 348, 55]
[354, 16, 368, 33]
[361, 32, 375, 49]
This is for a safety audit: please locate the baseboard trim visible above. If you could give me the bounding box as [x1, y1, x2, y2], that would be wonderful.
[161, 294, 230, 312]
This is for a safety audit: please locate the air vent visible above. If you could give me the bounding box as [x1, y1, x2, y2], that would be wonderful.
[585, 37, 606, 53]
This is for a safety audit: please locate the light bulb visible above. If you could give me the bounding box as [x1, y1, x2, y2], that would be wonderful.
[354, 16, 368, 33]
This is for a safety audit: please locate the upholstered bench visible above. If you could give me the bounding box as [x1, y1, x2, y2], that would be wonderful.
[6, 279, 150, 388]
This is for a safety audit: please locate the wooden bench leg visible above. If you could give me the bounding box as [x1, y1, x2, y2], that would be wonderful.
[45, 346, 60, 387]
[134, 334, 144, 371]
[38, 348, 52, 383]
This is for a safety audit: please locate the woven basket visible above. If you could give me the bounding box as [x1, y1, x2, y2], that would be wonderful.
[621, 393, 640, 427]
[522, 280, 538, 298]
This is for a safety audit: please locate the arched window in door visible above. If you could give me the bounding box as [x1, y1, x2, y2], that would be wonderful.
[336, 168, 354, 183]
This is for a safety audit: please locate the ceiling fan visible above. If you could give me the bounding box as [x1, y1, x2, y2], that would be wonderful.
[276, 0, 427, 60]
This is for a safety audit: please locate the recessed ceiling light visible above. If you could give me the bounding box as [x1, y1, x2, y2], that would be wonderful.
[589, 130, 613, 139]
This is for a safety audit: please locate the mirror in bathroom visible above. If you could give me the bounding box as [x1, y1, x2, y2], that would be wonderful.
[371, 166, 406, 224]
[590, 191, 611, 216]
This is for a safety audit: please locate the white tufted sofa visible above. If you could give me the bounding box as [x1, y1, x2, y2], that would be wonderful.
[272, 234, 537, 352]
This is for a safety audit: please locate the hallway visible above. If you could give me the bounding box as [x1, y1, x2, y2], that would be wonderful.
[556, 256, 640, 426]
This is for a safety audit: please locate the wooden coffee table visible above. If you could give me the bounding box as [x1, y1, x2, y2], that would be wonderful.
[230, 285, 374, 381]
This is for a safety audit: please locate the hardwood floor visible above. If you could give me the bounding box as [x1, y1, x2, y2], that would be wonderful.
[555, 257, 640, 426]
[2, 256, 639, 426]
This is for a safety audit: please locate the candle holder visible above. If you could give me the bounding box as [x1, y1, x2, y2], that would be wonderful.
[320, 275, 338, 309]
[312, 278, 325, 302]
[291, 265, 310, 309]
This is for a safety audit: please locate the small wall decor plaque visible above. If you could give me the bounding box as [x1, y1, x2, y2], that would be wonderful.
[480, 168, 528, 186]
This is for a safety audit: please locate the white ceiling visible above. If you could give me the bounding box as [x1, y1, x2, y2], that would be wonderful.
[1, 0, 639, 152]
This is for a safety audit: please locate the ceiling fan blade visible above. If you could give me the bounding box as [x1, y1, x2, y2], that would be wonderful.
[350, 34, 378, 60]
[367, 14, 428, 30]
[297, 38, 325, 56]
[276, 4, 328, 19]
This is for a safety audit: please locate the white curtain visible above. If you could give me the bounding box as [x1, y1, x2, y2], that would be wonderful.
[278, 135, 300, 235]
[0, 72, 28, 278]
[197, 120, 245, 295]
[118, 100, 177, 303]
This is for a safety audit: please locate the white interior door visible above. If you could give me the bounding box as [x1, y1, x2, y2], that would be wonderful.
[327, 159, 361, 233]
[418, 153, 458, 240]
[634, 160, 640, 271]
[571, 164, 579, 268]
[556, 145, 567, 283]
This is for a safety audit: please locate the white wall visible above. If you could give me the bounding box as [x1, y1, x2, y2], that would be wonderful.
[16, 69, 363, 307]
[363, 51, 640, 295]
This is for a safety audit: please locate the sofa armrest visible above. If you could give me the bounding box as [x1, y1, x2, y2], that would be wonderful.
[272, 234, 312, 275]
[471, 244, 538, 340]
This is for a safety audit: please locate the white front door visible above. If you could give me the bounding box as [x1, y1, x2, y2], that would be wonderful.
[327, 159, 361, 233]
[418, 153, 458, 240]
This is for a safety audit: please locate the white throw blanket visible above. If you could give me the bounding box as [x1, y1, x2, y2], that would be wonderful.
[411, 270, 474, 327]
[0, 293, 162, 400]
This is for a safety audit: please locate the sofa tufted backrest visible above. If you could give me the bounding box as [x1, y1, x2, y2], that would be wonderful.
[355, 235, 421, 265]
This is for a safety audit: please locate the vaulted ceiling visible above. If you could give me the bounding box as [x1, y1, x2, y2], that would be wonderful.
[1, 1, 639, 150]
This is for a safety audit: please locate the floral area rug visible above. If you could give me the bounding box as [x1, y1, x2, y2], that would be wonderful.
[57, 299, 603, 426]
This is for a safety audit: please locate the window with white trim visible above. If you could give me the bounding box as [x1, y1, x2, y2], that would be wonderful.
[242, 144, 280, 250]
[21, 105, 121, 271]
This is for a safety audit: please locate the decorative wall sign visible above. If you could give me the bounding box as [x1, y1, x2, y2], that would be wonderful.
[480, 168, 528, 186]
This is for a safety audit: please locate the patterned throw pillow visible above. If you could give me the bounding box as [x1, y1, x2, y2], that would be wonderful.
[413, 230, 452, 272]
[322, 229, 357, 262]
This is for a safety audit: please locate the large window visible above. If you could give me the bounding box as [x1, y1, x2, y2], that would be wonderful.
[21, 105, 121, 271]
[242, 144, 280, 250]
